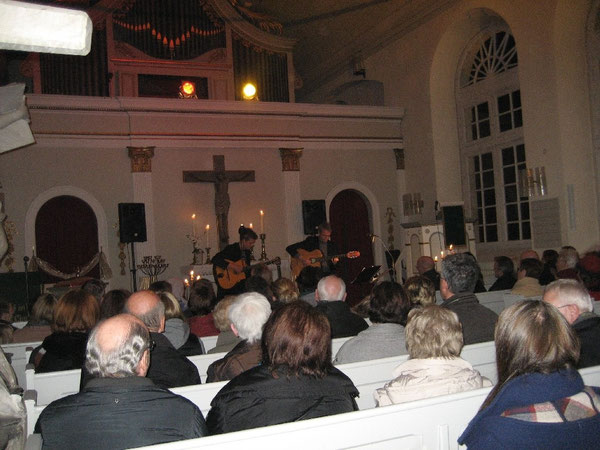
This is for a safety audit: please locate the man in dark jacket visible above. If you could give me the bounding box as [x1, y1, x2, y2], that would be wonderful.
[543, 279, 600, 368]
[488, 256, 517, 291]
[315, 275, 368, 338]
[36, 314, 207, 449]
[440, 253, 498, 345]
[124, 290, 200, 388]
[416, 256, 441, 290]
[287, 222, 339, 277]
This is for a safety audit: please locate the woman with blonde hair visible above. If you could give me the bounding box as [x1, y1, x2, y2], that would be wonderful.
[375, 304, 490, 406]
[12, 293, 57, 343]
[459, 300, 600, 448]
[271, 278, 299, 305]
[34, 290, 99, 372]
[403, 275, 436, 307]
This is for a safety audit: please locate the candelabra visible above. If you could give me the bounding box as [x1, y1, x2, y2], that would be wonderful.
[205, 248, 211, 264]
[137, 255, 169, 284]
[187, 234, 204, 265]
[259, 233, 268, 261]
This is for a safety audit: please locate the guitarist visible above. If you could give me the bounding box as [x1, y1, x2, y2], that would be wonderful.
[212, 226, 258, 299]
[286, 222, 339, 275]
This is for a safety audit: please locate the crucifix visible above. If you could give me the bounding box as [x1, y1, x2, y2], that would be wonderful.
[183, 155, 255, 251]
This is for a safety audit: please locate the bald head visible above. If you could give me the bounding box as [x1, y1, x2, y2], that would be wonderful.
[416, 256, 435, 275]
[124, 290, 165, 332]
[316, 275, 347, 302]
[85, 314, 151, 378]
[520, 249, 540, 261]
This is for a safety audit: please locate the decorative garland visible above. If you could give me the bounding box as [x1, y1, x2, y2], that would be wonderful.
[27, 250, 113, 280]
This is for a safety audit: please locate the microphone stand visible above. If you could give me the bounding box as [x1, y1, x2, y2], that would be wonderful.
[371, 234, 399, 283]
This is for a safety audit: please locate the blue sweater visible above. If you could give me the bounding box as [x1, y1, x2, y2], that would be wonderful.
[459, 369, 600, 449]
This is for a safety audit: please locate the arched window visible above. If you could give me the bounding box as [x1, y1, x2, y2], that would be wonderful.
[457, 29, 530, 247]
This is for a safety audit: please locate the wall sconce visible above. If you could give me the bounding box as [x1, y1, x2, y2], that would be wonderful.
[403, 193, 424, 216]
[519, 167, 547, 197]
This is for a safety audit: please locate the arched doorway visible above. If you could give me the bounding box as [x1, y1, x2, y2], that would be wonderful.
[329, 189, 374, 305]
[35, 195, 100, 283]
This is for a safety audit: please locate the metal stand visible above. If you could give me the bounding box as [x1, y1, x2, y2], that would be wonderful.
[23, 256, 30, 305]
[259, 233, 267, 261]
[129, 243, 138, 292]
[205, 247, 211, 264]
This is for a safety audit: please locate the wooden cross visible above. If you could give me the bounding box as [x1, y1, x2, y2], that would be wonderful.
[183, 155, 255, 251]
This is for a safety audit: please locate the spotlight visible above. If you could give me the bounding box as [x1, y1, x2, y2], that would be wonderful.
[179, 81, 197, 99]
[242, 82, 258, 101]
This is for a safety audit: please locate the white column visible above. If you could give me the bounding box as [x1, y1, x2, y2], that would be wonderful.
[128, 147, 156, 264]
[279, 148, 304, 246]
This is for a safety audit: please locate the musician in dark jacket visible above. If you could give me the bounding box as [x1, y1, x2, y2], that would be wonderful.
[286, 222, 338, 276]
[207, 302, 358, 434]
[212, 226, 257, 299]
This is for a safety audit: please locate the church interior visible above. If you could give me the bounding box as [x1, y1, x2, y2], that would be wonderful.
[0, 0, 599, 305]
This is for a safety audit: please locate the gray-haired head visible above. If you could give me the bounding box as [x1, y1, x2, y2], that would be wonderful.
[557, 248, 579, 271]
[543, 279, 593, 318]
[441, 253, 479, 295]
[316, 275, 346, 302]
[85, 314, 151, 378]
[228, 292, 272, 344]
[124, 290, 165, 332]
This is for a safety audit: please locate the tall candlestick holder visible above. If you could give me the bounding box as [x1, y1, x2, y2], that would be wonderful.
[259, 233, 268, 261]
[205, 248, 211, 264]
[186, 234, 204, 265]
[137, 255, 169, 284]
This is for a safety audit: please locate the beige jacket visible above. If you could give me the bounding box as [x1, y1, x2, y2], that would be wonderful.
[374, 357, 491, 406]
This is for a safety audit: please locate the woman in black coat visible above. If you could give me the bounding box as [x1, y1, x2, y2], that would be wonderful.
[207, 301, 359, 434]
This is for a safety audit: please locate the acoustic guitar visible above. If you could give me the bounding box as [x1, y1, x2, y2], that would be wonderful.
[290, 249, 360, 278]
[214, 257, 281, 290]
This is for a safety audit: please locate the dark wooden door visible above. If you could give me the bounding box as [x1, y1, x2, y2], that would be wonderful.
[35, 195, 99, 283]
[329, 190, 374, 306]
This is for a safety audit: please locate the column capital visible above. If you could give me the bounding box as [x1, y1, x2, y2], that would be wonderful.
[128, 146, 155, 173]
[279, 148, 303, 171]
[393, 148, 404, 170]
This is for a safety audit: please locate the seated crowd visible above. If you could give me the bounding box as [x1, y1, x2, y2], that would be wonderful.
[3, 244, 600, 448]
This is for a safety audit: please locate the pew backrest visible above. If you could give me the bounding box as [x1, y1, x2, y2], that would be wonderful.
[199, 336, 218, 353]
[170, 381, 227, 416]
[24, 364, 80, 406]
[1, 340, 42, 387]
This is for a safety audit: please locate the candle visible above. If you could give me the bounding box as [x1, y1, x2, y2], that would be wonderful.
[434, 256, 438, 262]
[249, 223, 253, 229]
[260, 210, 264, 233]
[205, 224, 210, 248]
[441, 251, 444, 258]
[192, 214, 197, 237]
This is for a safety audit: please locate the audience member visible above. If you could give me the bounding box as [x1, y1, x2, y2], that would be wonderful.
[543, 279, 600, 368]
[35, 314, 207, 448]
[440, 253, 498, 344]
[206, 292, 271, 382]
[186, 279, 217, 319]
[464, 252, 487, 293]
[207, 302, 358, 434]
[158, 291, 204, 356]
[539, 249, 558, 285]
[187, 284, 219, 337]
[315, 275, 368, 338]
[416, 256, 440, 290]
[403, 275, 436, 306]
[459, 300, 600, 448]
[375, 305, 491, 406]
[99, 289, 130, 319]
[271, 278, 300, 305]
[0, 301, 16, 344]
[12, 294, 56, 343]
[519, 249, 540, 261]
[334, 281, 410, 364]
[208, 296, 240, 354]
[511, 258, 544, 297]
[556, 247, 581, 281]
[81, 278, 107, 303]
[296, 265, 323, 307]
[250, 263, 273, 284]
[123, 290, 200, 388]
[167, 277, 187, 312]
[488, 256, 516, 291]
[33, 290, 99, 372]
[244, 275, 274, 302]
[578, 251, 600, 300]
[148, 280, 172, 293]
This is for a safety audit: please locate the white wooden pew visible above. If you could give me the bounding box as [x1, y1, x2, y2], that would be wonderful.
[24, 364, 80, 406]
[1, 340, 41, 387]
[199, 335, 218, 352]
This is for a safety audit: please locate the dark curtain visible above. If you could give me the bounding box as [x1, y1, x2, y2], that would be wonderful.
[329, 190, 374, 306]
[40, 29, 108, 96]
[35, 196, 99, 283]
[233, 36, 289, 102]
[113, 0, 225, 60]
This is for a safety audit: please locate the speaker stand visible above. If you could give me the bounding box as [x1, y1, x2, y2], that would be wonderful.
[129, 242, 138, 292]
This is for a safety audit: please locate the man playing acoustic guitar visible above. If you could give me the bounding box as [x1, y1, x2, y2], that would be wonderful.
[212, 226, 258, 299]
[286, 222, 340, 278]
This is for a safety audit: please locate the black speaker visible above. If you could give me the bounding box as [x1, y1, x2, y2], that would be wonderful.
[302, 200, 326, 235]
[118, 203, 147, 243]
